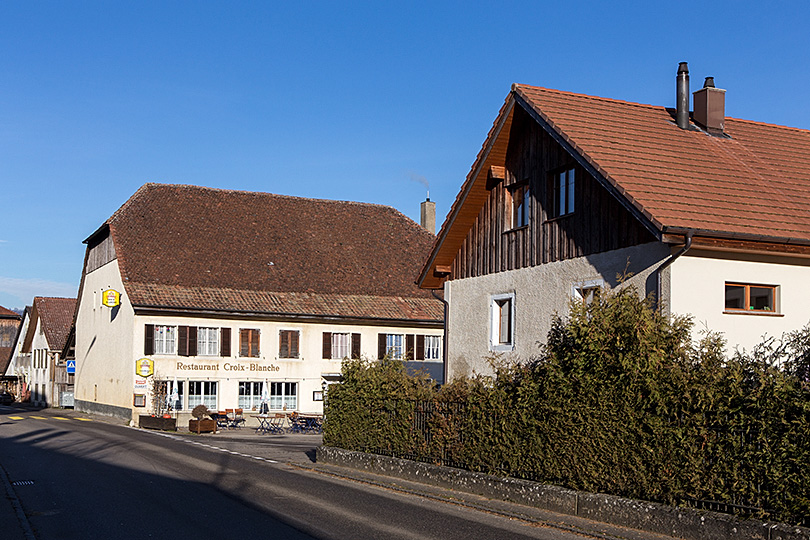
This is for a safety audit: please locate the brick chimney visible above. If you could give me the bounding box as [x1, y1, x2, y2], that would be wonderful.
[420, 195, 436, 234]
[693, 76, 726, 135]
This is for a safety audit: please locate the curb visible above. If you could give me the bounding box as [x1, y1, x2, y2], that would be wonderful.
[316, 446, 809, 540]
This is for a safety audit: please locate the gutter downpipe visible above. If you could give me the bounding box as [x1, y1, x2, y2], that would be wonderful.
[431, 288, 449, 385]
[657, 231, 693, 312]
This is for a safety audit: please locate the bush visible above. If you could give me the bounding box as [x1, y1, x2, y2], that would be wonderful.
[323, 286, 810, 524]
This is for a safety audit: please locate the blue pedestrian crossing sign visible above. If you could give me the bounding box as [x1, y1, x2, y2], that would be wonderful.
[66, 360, 76, 374]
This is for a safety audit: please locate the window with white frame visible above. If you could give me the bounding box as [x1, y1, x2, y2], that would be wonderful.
[158, 380, 185, 411]
[188, 381, 217, 409]
[154, 325, 176, 354]
[386, 334, 404, 359]
[238, 381, 263, 410]
[331, 333, 351, 360]
[269, 382, 297, 410]
[424, 335, 442, 361]
[549, 168, 575, 218]
[490, 293, 515, 351]
[197, 327, 219, 356]
[572, 279, 604, 304]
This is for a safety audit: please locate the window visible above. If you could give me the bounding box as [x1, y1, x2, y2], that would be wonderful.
[509, 182, 530, 229]
[331, 333, 350, 360]
[157, 380, 185, 411]
[188, 381, 217, 409]
[725, 283, 777, 313]
[238, 381, 263, 410]
[154, 325, 176, 354]
[279, 330, 300, 358]
[573, 279, 604, 304]
[491, 293, 515, 351]
[424, 335, 442, 360]
[197, 327, 219, 356]
[549, 168, 575, 218]
[240, 329, 260, 357]
[270, 382, 297, 410]
[386, 334, 404, 359]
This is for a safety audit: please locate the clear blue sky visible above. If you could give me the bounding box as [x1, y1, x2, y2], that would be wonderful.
[2, 1, 808, 310]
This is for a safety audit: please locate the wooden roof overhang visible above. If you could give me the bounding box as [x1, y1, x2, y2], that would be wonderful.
[418, 86, 663, 289]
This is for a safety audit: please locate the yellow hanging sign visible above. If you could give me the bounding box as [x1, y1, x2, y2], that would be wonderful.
[136, 358, 154, 378]
[102, 289, 121, 308]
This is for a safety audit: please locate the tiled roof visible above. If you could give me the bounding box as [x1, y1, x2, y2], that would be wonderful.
[514, 84, 810, 241]
[420, 83, 810, 288]
[0, 305, 20, 319]
[104, 184, 442, 322]
[33, 297, 77, 351]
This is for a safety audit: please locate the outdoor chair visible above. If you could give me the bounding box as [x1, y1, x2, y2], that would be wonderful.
[232, 408, 246, 428]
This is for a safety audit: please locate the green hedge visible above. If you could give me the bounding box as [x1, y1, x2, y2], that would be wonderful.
[323, 287, 810, 524]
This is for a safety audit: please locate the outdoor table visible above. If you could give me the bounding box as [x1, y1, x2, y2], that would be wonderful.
[293, 415, 322, 434]
[253, 414, 284, 434]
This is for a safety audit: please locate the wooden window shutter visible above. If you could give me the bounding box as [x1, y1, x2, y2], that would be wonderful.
[378, 334, 386, 359]
[415, 335, 425, 361]
[322, 332, 332, 359]
[188, 326, 198, 356]
[240, 329, 249, 357]
[220, 328, 231, 357]
[144, 324, 154, 355]
[406, 334, 415, 360]
[291, 331, 299, 358]
[178, 326, 189, 356]
[279, 331, 288, 358]
[351, 333, 361, 359]
[251, 329, 260, 357]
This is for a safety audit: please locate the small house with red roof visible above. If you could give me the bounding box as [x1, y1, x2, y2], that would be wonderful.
[15, 297, 77, 406]
[419, 63, 810, 378]
[74, 183, 443, 424]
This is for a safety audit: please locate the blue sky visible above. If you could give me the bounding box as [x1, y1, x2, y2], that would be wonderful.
[1, 1, 808, 310]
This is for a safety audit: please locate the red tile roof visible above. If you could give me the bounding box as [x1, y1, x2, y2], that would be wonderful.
[102, 184, 442, 322]
[0, 305, 20, 319]
[420, 83, 810, 288]
[32, 297, 76, 351]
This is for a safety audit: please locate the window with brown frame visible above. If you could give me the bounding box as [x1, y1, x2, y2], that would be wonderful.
[240, 329, 260, 357]
[725, 283, 777, 312]
[279, 330, 299, 358]
[507, 182, 530, 229]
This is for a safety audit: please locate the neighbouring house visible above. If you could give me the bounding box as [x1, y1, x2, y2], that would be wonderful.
[0, 305, 22, 394]
[418, 63, 810, 379]
[14, 297, 77, 406]
[74, 183, 444, 425]
[5, 307, 31, 400]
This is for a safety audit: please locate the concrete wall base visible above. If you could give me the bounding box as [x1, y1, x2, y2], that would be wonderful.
[316, 446, 809, 540]
[75, 400, 132, 422]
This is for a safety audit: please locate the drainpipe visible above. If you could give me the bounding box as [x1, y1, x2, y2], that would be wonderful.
[431, 288, 449, 385]
[657, 231, 693, 312]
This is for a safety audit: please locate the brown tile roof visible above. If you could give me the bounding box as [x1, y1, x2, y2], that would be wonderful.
[420, 83, 810, 288]
[33, 297, 77, 351]
[102, 184, 442, 322]
[0, 305, 20, 319]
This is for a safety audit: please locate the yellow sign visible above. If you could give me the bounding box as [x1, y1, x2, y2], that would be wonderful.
[136, 358, 154, 378]
[102, 289, 121, 308]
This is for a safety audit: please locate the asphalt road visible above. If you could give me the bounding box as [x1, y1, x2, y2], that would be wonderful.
[0, 407, 669, 540]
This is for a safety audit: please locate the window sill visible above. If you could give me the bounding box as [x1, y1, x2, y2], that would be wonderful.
[723, 310, 784, 317]
[490, 344, 515, 352]
[543, 214, 573, 224]
[503, 225, 528, 234]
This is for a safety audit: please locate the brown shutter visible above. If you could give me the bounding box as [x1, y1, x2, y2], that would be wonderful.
[351, 333, 361, 359]
[144, 324, 154, 355]
[178, 326, 189, 356]
[240, 329, 249, 357]
[322, 332, 332, 359]
[220, 327, 231, 357]
[251, 329, 260, 357]
[416, 335, 425, 361]
[406, 334, 415, 360]
[378, 334, 387, 359]
[188, 326, 198, 356]
[291, 331, 299, 358]
[279, 331, 287, 358]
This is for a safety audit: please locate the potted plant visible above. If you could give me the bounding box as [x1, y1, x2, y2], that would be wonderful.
[188, 404, 216, 434]
[138, 378, 177, 431]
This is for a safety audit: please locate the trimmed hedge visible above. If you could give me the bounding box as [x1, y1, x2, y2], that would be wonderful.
[324, 287, 810, 524]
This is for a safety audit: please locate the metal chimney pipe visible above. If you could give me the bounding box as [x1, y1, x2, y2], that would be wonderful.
[676, 62, 690, 129]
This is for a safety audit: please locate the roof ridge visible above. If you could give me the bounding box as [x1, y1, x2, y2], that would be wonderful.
[513, 83, 666, 111]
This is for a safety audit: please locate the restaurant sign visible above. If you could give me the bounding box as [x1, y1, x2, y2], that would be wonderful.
[102, 289, 121, 308]
[136, 358, 154, 377]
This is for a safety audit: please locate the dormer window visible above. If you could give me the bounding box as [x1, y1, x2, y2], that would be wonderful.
[549, 168, 575, 218]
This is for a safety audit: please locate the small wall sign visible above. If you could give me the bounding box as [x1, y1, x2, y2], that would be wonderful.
[136, 358, 154, 378]
[102, 289, 121, 308]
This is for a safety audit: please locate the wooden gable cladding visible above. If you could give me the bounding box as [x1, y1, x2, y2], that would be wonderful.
[452, 106, 655, 279]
